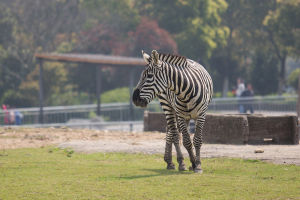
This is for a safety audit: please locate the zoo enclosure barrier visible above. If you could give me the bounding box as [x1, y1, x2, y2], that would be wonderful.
[0, 95, 298, 128]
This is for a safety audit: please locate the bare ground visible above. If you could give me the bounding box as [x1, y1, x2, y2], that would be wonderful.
[0, 127, 299, 165]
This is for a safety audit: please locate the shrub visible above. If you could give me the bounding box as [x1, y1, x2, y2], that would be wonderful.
[101, 87, 130, 103]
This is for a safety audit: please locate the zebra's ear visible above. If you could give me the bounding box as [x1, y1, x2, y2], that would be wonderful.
[151, 50, 159, 65]
[142, 50, 150, 64]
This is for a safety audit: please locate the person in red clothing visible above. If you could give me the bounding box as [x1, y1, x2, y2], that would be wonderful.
[2, 104, 10, 124]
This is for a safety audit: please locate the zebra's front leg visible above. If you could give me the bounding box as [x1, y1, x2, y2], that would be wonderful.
[172, 131, 187, 171]
[177, 117, 196, 171]
[164, 130, 175, 170]
[165, 115, 186, 171]
[193, 115, 206, 173]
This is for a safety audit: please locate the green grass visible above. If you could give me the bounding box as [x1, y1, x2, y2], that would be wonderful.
[0, 148, 300, 200]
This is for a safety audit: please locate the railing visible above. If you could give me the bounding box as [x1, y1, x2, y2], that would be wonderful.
[0, 95, 297, 127]
[0, 102, 161, 126]
[208, 95, 297, 114]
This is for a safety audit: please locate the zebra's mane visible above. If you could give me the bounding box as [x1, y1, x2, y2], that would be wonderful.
[158, 52, 188, 67]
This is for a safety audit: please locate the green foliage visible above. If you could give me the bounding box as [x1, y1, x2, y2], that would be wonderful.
[213, 92, 222, 98]
[0, 148, 300, 199]
[82, 0, 140, 33]
[64, 148, 74, 157]
[0, 90, 32, 107]
[263, 0, 300, 93]
[48, 90, 90, 106]
[88, 111, 97, 119]
[264, 0, 300, 58]
[1, 0, 300, 107]
[250, 50, 279, 95]
[0, 4, 14, 47]
[208, 0, 275, 96]
[226, 91, 234, 97]
[137, 0, 228, 61]
[101, 87, 130, 103]
[288, 68, 300, 90]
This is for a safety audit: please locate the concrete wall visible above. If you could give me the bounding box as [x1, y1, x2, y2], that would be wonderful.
[144, 111, 167, 132]
[202, 114, 249, 144]
[144, 112, 299, 145]
[247, 115, 299, 144]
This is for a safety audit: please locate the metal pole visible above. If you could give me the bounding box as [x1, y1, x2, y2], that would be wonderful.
[129, 68, 135, 131]
[38, 59, 44, 124]
[96, 66, 102, 116]
[297, 74, 300, 117]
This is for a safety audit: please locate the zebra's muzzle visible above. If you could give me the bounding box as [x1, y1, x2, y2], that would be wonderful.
[132, 89, 148, 108]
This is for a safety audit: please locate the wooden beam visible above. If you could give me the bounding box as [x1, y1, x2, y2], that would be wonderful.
[35, 53, 145, 66]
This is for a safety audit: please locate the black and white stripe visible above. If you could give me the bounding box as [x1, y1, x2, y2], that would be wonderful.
[132, 50, 213, 173]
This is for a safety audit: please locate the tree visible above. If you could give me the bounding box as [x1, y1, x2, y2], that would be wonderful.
[18, 61, 83, 107]
[263, 0, 300, 94]
[9, 0, 82, 51]
[288, 68, 300, 90]
[81, 0, 140, 34]
[71, 16, 178, 97]
[250, 49, 279, 95]
[128, 17, 178, 56]
[135, 0, 228, 61]
[209, 0, 276, 96]
[0, 0, 84, 107]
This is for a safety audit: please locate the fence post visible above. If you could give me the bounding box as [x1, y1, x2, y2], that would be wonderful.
[96, 65, 102, 116]
[297, 74, 300, 117]
[129, 68, 135, 131]
[38, 59, 44, 124]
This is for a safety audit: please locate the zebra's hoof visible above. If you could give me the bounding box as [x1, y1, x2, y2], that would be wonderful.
[178, 164, 187, 171]
[193, 164, 203, 173]
[189, 166, 193, 171]
[167, 163, 175, 170]
[194, 168, 203, 174]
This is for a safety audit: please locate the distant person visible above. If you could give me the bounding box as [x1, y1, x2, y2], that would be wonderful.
[9, 109, 15, 125]
[241, 83, 254, 114]
[15, 110, 23, 125]
[236, 78, 245, 113]
[2, 104, 10, 125]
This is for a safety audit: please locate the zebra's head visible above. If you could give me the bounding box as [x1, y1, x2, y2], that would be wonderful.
[132, 50, 167, 108]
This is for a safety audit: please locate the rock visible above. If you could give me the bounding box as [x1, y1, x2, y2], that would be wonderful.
[254, 149, 264, 153]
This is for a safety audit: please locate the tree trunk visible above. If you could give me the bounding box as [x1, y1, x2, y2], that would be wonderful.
[278, 56, 286, 95]
[222, 76, 229, 97]
[297, 74, 300, 117]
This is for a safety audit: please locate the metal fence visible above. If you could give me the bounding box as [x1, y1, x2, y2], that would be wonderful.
[0, 95, 298, 129]
[208, 95, 297, 114]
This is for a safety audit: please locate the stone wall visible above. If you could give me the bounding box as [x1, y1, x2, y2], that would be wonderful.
[144, 111, 299, 145]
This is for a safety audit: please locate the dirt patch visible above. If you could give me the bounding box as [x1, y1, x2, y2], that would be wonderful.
[0, 127, 164, 149]
[1, 127, 300, 165]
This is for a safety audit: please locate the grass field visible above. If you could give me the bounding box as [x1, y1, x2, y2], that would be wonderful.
[0, 147, 300, 200]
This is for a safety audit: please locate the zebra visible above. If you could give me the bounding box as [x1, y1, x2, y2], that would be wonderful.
[132, 50, 213, 173]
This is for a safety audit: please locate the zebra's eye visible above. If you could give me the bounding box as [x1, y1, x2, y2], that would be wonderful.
[148, 74, 154, 79]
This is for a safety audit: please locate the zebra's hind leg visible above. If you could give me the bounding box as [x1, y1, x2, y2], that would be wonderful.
[164, 130, 175, 170]
[193, 115, 206, 173]
[172, 131, 187, 171]
[177, 117, 196, 171]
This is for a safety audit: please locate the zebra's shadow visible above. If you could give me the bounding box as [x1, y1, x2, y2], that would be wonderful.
[119, 168, 193, 180]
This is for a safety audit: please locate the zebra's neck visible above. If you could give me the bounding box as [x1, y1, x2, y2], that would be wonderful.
[162, 61, 192, 100]
[158, 52, 190, 98]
